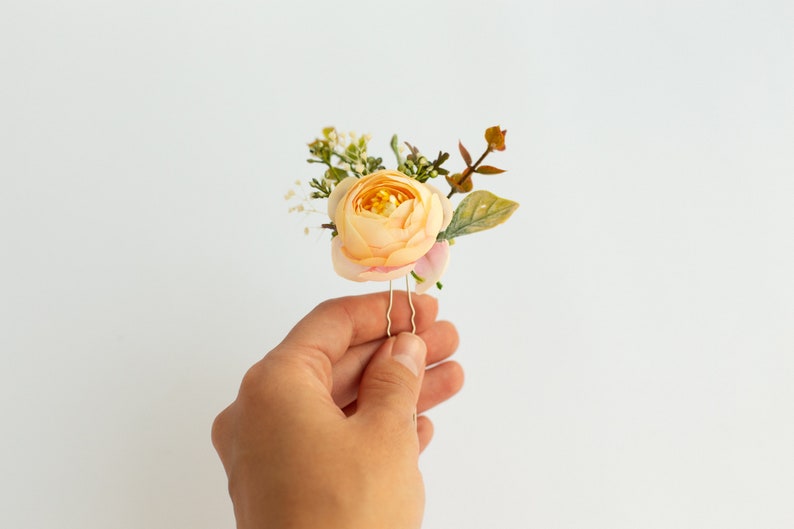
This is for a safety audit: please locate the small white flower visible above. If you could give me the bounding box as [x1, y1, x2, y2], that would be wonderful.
[354, 162, 365, 173]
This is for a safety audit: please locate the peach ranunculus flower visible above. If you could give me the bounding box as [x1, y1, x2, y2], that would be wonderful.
[327, 170, 454, 293]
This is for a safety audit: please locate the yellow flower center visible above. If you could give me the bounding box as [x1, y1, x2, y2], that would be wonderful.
[362, 188, 409, 217]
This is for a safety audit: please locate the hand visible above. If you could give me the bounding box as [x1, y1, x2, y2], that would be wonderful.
[211, 292, 464, 529]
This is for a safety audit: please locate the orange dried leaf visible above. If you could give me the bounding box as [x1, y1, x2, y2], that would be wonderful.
[484, 126, 507, 151]
[458, 141, 472, 166]
[446, 173, 474, 193]
[475, 165, 507, 175]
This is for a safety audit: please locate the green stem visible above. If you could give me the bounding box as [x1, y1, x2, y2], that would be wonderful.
[390, 135, 404, 166]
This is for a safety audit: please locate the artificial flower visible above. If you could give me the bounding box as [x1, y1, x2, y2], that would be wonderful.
[292, 126, 518, 292]
[327, 170, 453, 285]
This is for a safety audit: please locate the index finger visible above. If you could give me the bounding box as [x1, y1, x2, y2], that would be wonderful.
[270, 291, 438, 375]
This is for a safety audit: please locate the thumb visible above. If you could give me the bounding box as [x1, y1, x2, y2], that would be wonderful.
[355, 332, 427, 428]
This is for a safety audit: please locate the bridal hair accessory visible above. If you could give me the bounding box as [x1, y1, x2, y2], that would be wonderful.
[288, 126, 519, 335]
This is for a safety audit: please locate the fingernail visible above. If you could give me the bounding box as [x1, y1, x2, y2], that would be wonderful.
[391, 332, 426, 377]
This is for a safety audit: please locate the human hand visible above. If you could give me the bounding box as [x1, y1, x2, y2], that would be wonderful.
[211, 292, 463, 529]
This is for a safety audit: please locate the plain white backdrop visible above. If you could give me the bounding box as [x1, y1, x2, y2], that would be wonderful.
[2, 1, 792, 528]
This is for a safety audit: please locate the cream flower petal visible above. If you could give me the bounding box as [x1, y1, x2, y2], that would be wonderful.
[385, 237, 437, 267]
[350, 215, 395, 248]
[332, 237, 413, 281]
[359, 256, 388, 267]
[357, 263, 414, 282]
[327, 177, 357, 221]
[331, 237, 370, 281]
[425, 182, 454, 230]
[340, 212, 374, 259]
[413, 241, 450, 294]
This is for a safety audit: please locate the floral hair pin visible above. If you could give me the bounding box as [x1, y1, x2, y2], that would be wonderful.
[289, 125, 519, 334]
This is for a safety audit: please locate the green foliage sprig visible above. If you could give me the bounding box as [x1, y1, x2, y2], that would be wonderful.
[295, 125, 519, 244]
[306, 127, 385, 198]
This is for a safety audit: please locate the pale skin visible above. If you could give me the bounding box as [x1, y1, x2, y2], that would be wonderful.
[212, 292, 464, 529]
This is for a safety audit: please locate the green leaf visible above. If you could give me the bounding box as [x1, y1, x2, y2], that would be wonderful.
[325, 167, 349, 182]
[438, 190, 519, 240]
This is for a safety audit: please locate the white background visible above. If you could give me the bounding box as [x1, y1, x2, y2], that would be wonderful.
[2, 1, 793, 528]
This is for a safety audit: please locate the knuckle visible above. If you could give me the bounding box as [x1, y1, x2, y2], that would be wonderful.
[238, 365, 262, 395]
[210, 408, 229, 450]
[368, 368, 418, 397]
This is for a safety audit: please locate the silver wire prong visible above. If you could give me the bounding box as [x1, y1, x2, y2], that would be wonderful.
[386, 276, 416, 337]
[406, 274, 416, 334]
[386, 279, 394, 337]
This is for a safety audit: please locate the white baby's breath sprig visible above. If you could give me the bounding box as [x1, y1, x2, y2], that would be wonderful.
[285, 179, 325, 223]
